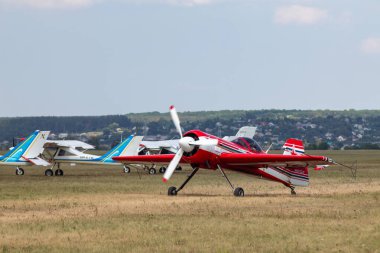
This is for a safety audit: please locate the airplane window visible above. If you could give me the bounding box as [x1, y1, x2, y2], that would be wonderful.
[57, 150, 76, 156]
[232, 137, 263, 153]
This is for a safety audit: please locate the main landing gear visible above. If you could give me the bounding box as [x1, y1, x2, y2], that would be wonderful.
[15, 167, 24, 176]
[168, 167, 200, 196]
[290, 186, 296, 195]
[45, 164, 64, 177]
[159, 166, 166, 174]
[123, 166, 131, 174]
[148, 166, 156, 175]
[159, 166, 181, 174]
[167, 165, 245, 197]
[233, 187, 245, 197]
[143, 165, 158, 175]
[217, 165, 244, 197]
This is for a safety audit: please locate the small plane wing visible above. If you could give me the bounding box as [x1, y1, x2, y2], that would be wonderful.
[140, 140, 179, 150]
[219, 153, 334, 168]
[44, 140, 95, 150]
[22, 156, 50, 166]
[113, 154, 178, 165]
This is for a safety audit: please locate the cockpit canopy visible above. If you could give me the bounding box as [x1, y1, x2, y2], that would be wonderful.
[231, 137, 263, 153]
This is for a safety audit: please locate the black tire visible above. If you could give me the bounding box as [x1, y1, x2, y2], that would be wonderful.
[16, 168, 24, 176]
[45, 169, 54, 177]
[124, 166, 131, 174]
[176, 166, 182, 171]
[168, 186, 177, 196]
[233, 187, 244, 197]
[159, 167, 166, 174]
[149, 168, 156, 175]
[55, 169, 64, 176]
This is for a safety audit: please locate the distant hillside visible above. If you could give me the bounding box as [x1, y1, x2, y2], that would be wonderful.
[0, 110, 379, 150]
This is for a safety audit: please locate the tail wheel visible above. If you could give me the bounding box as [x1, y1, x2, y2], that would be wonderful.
[233, 187, 244, 197]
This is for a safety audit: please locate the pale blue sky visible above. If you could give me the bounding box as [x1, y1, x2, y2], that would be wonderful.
[0, 0, 379, 116]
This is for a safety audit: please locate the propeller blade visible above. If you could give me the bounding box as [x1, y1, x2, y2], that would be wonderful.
[170, 105, 182, 137]
[188, 139, 218, 146]
[163, 148, 184, 182]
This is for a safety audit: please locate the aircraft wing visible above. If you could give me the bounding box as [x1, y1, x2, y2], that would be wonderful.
[141, 140, 179, 150]
[113, 154, 182, 165]
[219, 153, 334, 168]
[44, 140, 95, 150]
[22, 156, 50, 166]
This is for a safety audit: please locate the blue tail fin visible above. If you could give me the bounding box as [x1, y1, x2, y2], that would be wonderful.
[1, 130, 49, 162]
[96, 135, 137, 163]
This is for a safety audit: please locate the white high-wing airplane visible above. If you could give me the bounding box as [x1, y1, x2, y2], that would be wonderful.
[0, 130, 50, 175]
[43, 135, 143, 176]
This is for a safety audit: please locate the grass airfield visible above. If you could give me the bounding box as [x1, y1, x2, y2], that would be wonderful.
[0, 150, 379, 252]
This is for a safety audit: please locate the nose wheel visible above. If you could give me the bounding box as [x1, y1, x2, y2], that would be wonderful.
[55, 169, 64, 176]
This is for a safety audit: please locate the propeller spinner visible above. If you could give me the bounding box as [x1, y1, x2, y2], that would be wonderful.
[163, 106, 218, 182]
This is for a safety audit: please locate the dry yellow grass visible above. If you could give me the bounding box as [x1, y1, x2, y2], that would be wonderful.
[0, 150, 379, 252]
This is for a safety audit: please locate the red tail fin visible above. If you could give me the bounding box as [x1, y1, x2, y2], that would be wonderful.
[282, 138, 305, 156]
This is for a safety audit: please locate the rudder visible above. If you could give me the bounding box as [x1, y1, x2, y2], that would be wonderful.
[282, 138, 305, 155]
[2, 130, 50, 162]
[99, 135, 143, 163]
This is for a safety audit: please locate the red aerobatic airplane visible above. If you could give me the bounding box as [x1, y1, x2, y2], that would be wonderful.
[114, 106, 336, 197]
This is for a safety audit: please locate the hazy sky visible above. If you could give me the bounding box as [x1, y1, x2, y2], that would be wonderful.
[0, 0, 379, 116]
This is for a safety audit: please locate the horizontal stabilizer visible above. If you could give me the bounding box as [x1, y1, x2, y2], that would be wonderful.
[22, 156, 50, 166]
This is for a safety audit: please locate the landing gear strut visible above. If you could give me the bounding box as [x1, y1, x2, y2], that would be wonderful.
[217, 165, 244, 197]
[290, 186, 296, 195]
[168, 167, 200, 196]
[16, 167, 24, 176]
